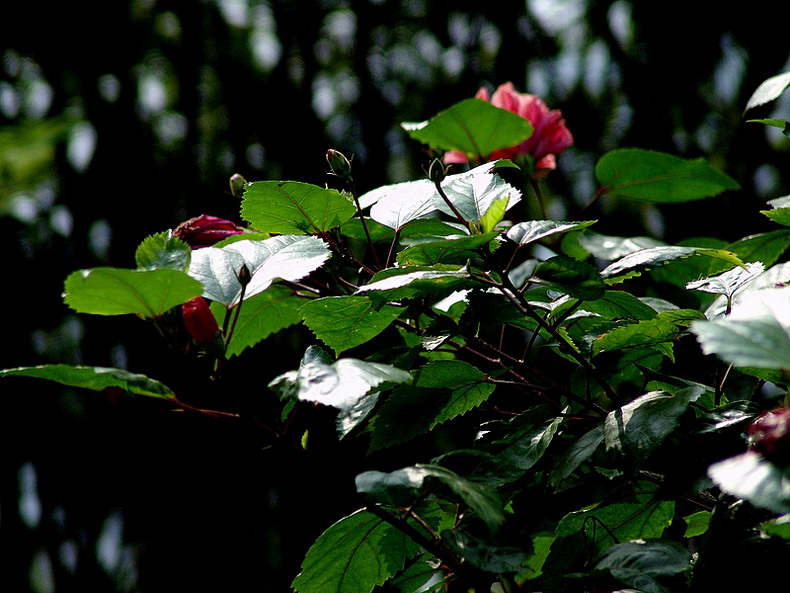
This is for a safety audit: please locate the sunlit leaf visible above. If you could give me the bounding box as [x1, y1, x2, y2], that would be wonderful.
[686, 261, 765, 296]
[691, 316, 790, 369]
[0, 364, 175, 400]
[744, 71, 790, 112]
[601, 245, 743, 281]
[241, 180, 357, 234]
[596, 148, 739, 203]
[301, 296, 403, 356]
[593, 310, 704, 359]
[708, 452, 790, 514]
[188, 236, 330, 307]
[402, 98, 533, 160]
[506, 220, 597, 247]
[135, 231, 191, 271]
[291, 509, 420, 593]
[221, 285, 304, 357]
[63, 267, 203, 318]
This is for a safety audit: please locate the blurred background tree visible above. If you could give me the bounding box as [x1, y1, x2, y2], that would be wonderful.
[2, 1, 788, 591]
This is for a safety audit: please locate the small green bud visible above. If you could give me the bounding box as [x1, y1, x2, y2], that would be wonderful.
[428, 158, 447, 184]
[229, 173, 247, 198]
[326, 149, 353, 180]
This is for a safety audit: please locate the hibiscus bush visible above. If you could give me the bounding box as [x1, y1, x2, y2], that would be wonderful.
[5, 76, 790, 592]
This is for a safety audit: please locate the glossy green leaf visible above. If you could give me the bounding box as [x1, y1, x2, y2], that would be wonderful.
[63, 267, 203, 318]
[436, 167, 521, 223]
[241, 180, 356, 234]
[0, 364, 175, 400]
[590, 540, 692, 592]
[222, 286, 304, 357]
[596, 148, 739, 203]
[357, 464, 504, 531]
[708, 452, 790, 514]
[726, 229, 790, 268]
[686, 261, 765, 296]
[291, 509, 420, 593]
[300, 296, 403, 356]
[396, 231, 499, 266]
[762, 207, 790, 227]
[356, 265, 475, 302]
[188, 236, 330, 307]
[534, 255, 605, 300]
[506, 219, 597, 247]
[548, 426, 605, 489]
[747, 118, 790, 137]
[401, 97, 533, 160]
[604, 387, 704, 461]
[135, 231, 191, 271]
[601, 245, 743, 281]
[683, 511, 711, 537]
[744, 71, 790, 112]
[692, 316, 790, 369]
[577, 230, 665, 260]
[479, 196, 509, 233]
[552, 291, 659, 323]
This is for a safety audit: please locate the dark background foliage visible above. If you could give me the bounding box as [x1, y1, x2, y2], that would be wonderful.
[2, 1, 788, 591]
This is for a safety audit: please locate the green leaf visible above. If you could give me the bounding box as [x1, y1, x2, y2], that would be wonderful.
[506, 219, 597, 247]
[479, 196, 509, 233]
[135, 231, 191, 271]
[604, 387, 704, 461]
[533, 255, 605, 300]
[241, 181, 357, 234]
[596, 148, 739, 203]
[548, 426, 605, 489]
[708, 452, 790, 514]
[291, 509, 420, 593]
[725, 229, 790, 268]
[356, 265, 475, 302]
[436, 166, 521, 224]
[222, 286, 304, 357]
[593, 310, 705, 359]
[691, 317, 790, 369]
[601, 245, 743, 281]
[357, 464, 505, 531]
[577, 230, 665, 260]
[401, 98, 533, 160]
[747, 118, 790, 137]
[369, 362, 495, 450]
[63, 267, 203, 318]
[686, 261, 765, 296]
[0, 364, 175, 400]
[557, 482, 675, 546]
[744, 71, 790, 112]
[683, 511, 711, 537]
[441, 530, 527, 573]
[396, 231, 499, 266]
[590, 540, 692, 592]
[269, 346, 412, 410]
[188, 236, 330, 307]
[300, 296, 403, 356]
[552, 291, 659, 323]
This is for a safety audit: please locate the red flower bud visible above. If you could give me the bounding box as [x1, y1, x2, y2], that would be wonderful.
[173, 214, 244, 249]
[747, 407, 790, 464]
[181, 297, 220, 344]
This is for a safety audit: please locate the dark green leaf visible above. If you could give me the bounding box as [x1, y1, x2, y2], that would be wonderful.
[604, 387, 704, 461]
[222, 285, 304, 357]
[402, 98, 533, 160]
[0, 364, 175, 400]
[135, 231, 191, 271]
[291, 509, 420, 593]
[241, 180, 356, 234]
[300, 296, 403, 356]
[549, 426, 605, 489]
[590, 540, 692, 592]
[396, 232, 499, 266]
[593, 310, 704, 359]
[596, 148, 739, 203]
[534, 255, 605, 300]
[552, 291, 659, 322]
[188, 236, 330, 307]
[63, 267, 203, 318]
[441, 530, 527, 573]
[747, 118, 790, 137]
[357, 464, 504, 531]
[725, 229, 790, 268]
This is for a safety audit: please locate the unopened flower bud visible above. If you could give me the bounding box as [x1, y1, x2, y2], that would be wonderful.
[181, 297, 220, 344]
[173, 214, 244, 249]
[326, 149, 353, 180]
[236, 263, 251, 287]
[229, 173, 248, 198]
[428, 158, 446, 184]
